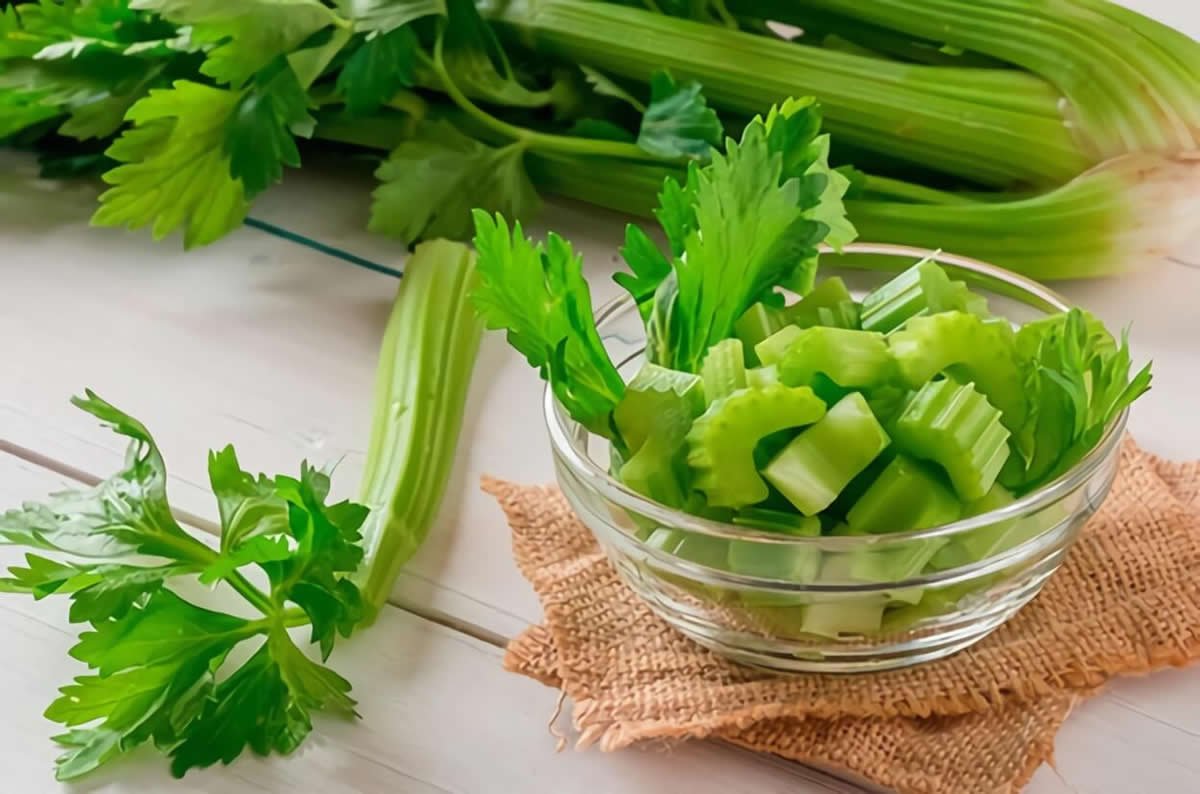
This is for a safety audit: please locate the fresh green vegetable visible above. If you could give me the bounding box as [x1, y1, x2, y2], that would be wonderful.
[699, 338, 747, 403]
[776, 326, 895, 390]
[893, 379, 1011, 501]
[4, 0, 1199, 279]
[476, 87, 1151, 641]
[0, 240, 483, 780]
[763, 392, 891, 515]
[687, 385, 827, 508]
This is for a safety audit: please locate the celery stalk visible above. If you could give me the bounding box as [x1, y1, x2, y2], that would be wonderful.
[511, 151, 1200, 282]
[753, 326, 804, 368]
[358, 240, 484, 612]
[487, 0, 1084, 186]
[763, 393, 890, 515]
[759, 0, 1200, 158]
[613, 363, 705, 454]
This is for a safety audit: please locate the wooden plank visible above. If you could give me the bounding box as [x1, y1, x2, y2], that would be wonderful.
[0, 452, 859, 794]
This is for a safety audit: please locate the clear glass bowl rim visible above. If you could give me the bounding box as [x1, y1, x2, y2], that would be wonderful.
[543, 241, 1128, 549]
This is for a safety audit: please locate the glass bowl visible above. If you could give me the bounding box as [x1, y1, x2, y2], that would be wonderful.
[544, 243, 1126, 673]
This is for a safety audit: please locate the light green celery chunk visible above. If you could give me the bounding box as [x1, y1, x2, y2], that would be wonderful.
[815, 300, 861, 330]
[763, 393, 891, 516]
[732, 508, 821, 535]
[612, 363, 705, 454]
[888, 311, 1026, 430]
[728, 539, 820, 582]
[620, 432, 688, 508]
[687, 385, 826, 508]
[801, 598, 886, 638]
[745, 365, 780, 389]
[673, 533, 730, 568]
[786, 277, 854, 327]
[644, 528, 684, 553]
[753, 325, 803, 367]
[893, 379, 1011, 500]
[846, 454, 962, 533]
[928, 484, 1016, 570]
[735, 303, 787, 365]
[777, 326, 895, 389]
[859, 256, 989, 334]
[700, 339, 748, 403]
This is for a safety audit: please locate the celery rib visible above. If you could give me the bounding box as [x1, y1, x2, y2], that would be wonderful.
[489, 0, 1083, 186]
[358, 240, 484, 613]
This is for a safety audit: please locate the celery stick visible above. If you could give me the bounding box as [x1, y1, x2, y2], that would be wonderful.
[733, 509, 822, 535]
[700, 339, 748, 403]
[893, 379, 1011, 500]
[735, 303, 787, 365]
[613, 363, 705, 454]
[687, 384, 826, 508]
[927, 484, 1017, 570]
[801, 598, 886, 637]
[845, 454, 961, 533]
[359, 240, 484, 611]
[745, 365, 780, 389]
[859, 256, 986, 333]
[888, 310, 1026, 430]
[753, 325, 803, 367]
[776, 326, 895, 390]
[763, 393, 891, 515]
[619, 431, 689, 508]
[785, 276, 855, 327]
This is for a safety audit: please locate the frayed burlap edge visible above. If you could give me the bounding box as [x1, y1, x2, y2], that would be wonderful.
[484, 441, 1200, 752]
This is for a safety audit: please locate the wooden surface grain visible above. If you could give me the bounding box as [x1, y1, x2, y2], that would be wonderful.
[2, 2, 1198, 789]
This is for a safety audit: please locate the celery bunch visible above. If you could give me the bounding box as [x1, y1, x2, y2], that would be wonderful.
[0, 240, 483, 780]
[473, 106, 1152, 638]
[2, 0, 1198, 279]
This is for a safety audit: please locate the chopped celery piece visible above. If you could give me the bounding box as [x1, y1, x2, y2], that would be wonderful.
[888, 311, 1026, 430]
[728, 540, 820, 582]
[735, 303, 787, 365]
[753, 325, 803, 367]
[928, 484, 1017, 570]
[777, 326, 895, 390]
[801, 598, 886, 638]
[672, 533, 730, 568]
[785, 276, 854, 327]
[814, 300, 861, 330]
[644, 528, 684, 553]
[687, 385, 826, 508]
[763, 393, 891, 516]
[644, 528, 729, 570]
[893, 379, 1011, 500]
[732, 508, 821, 535]
[846, 454, 962, 533]
[619, 431, 689, 508]
[612, 363, 705, 454]
[745, 365, 780, 389]
[859, 256, 988, 333]
[700, 338, 748, 403]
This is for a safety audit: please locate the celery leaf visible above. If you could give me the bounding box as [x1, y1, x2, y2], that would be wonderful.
[637, 70, 722, 161]
[225, 59, 314, 196]
[472, 210, 626, 438]
[132, 0, 339, 86]
[335, 25, 418, 115]
[370, 119, 539, 244]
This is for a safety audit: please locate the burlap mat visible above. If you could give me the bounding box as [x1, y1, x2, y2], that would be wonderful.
[488, 441, 1200, 793]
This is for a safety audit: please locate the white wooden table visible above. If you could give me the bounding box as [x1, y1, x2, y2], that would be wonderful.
[2, 4, 1198, 789]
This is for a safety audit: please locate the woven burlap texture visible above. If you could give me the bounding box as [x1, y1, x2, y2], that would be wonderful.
[488, 441, 1200, 793]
